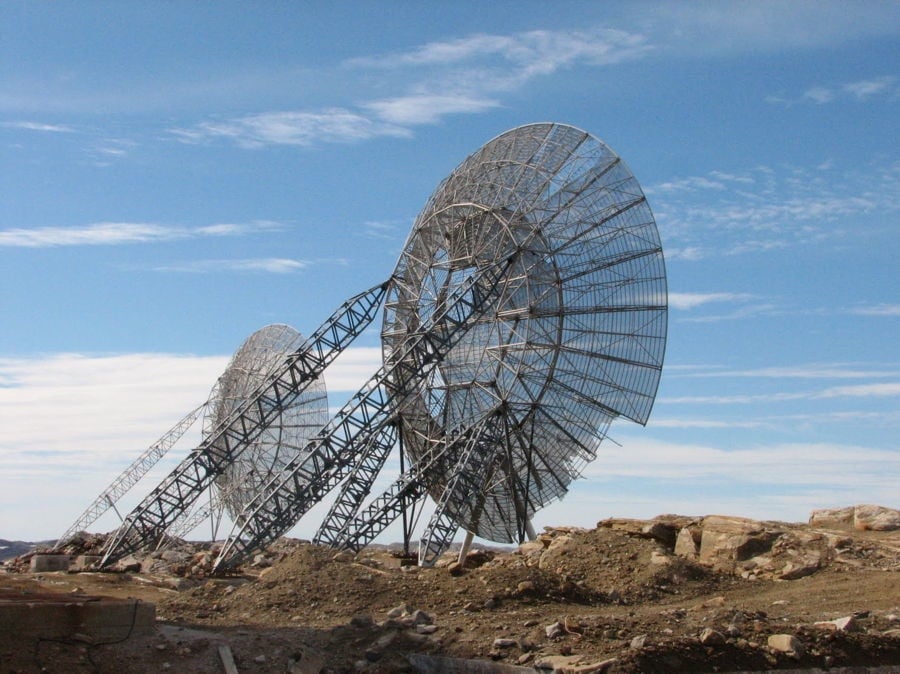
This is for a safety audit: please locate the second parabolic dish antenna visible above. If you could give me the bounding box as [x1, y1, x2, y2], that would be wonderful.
[383, 122, 667, 543]
[206, 324, 329, 518]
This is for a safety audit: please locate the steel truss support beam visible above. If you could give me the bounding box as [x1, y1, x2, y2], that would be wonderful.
[332, 414, 495, 553]
[418, 509, 460, 567]
[312, 423, 397, 546]
[162, 484, 225, 544]
[418, 417, 503, 567]
[100, 282, 388, 566]
[333, 460, 429, 553]
[54, 403, 206, 550]
[213, 257, 518, 570]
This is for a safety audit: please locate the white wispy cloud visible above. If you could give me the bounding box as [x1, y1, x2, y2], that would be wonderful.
[768, 75, 898, 107]
[653, 409, 900, 430]
[363, 219, 406, 241]
[664, 247, 706, 261]
[661, 391, 807, 405]
[0, 222, 180, 247]
[849, 303, 900, 317]
[653, 160, 900, 258]
[651, 418, 769, 429]
[0, 353, 226, 457]
[843, 75, 897, 100]
[802, 86, 834, 104]
[173, 27, 650, 149]
[347, 28, 650, 72]
[153, 258, 308, 274]
[363, 93, 500, 126]
[325, 346, 382, 393]
[87, 137, 138, 165]
[816, 382, 900, 399]
[171, 109, 411, 148]
[0, 220, 282, 248]
[675, 362, 900, 380]
[1, 120, 75, 133]
[678, 302, 780, 323]
[661, 381, 900, 404]
[668, 292, 755, 310]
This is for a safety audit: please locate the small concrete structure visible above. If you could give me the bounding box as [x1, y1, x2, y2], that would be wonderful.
[72, 554, 102, 571]
[0, 592, 156, 640]
[29, 554, 72, 572]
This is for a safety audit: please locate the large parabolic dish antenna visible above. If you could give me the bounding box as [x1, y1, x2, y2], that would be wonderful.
[383, 123, 667, 543]
[205, 324, 329, 519]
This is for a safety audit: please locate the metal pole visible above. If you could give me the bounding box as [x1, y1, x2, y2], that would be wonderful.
[456, 530, 474, 566]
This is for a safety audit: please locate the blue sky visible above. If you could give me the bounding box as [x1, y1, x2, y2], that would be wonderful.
[1, 1, 898, 542]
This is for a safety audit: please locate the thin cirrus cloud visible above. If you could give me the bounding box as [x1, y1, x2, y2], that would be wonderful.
[172, 27, 650, 149]
[668, 291, 755, 310]
[0, 220, 282, 248]
[1, 120, 76, 133]
[661, 382, 900, 404]
[652, 160, 900, 258]
[766, 75, 898, 106]
[170, 109, 412, 148]
[849, 303, 900, 317]
[673, 362, 900, 380]
[152, 258, 308, 274]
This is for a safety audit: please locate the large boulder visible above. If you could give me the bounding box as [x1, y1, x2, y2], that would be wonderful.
[809, 506, 854, 529]
[698, 516, 782, 573]
[810, 505, 900, 531]
[853, 505, 900, 531]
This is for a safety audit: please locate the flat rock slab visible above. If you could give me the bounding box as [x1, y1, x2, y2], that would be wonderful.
[0, 592, 156, 640]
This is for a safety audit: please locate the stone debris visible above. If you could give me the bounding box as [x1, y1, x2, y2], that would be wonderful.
[766, 633, 805, 656]
[545, 621, 565, 639]
[592, 507, 900, 582]
[698, 627, 726, 646]
[813, 614, 861, 632]
[629, 634, 648, 649]
[810, 504, 900, 531]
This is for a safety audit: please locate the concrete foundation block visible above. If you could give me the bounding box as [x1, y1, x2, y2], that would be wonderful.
[29, 555, 72, 572]
[73, 555, 102, 571]
[0, 595, 156, 640]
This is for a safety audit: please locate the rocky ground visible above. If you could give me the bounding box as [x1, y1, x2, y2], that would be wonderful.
[1, 505, 899, 673]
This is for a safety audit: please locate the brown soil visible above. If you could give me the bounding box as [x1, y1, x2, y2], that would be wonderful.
[2, 517, 898, 673]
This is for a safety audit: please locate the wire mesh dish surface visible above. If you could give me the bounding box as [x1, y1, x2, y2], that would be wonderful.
[382, 123, 667, 542]
[205, 324, 329, 519]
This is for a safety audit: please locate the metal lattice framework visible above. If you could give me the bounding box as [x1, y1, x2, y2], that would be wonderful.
[54, 403, 206, 550]
[93, 122, 666, 570]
